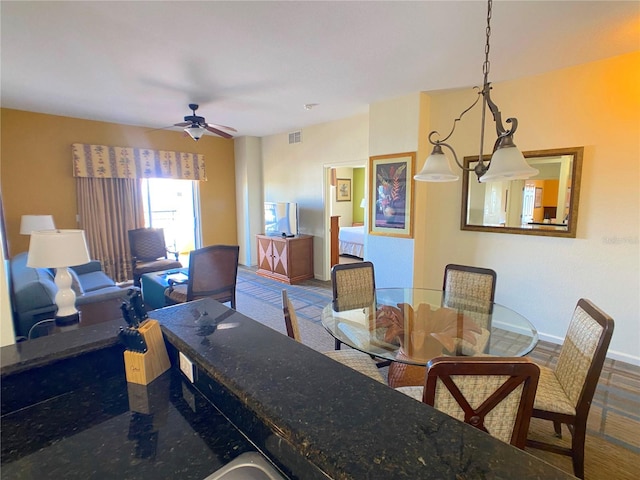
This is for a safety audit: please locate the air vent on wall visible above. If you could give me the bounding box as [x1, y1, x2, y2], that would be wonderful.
[288, 131, 302, 144]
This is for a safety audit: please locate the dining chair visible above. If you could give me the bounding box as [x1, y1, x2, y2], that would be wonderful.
[387, 264, 496, 387]
[331, 261, 376, 351]
[525, 298, 614, 479]
[165, 245, 239, 308]
[395, 356, 540, 449]
[442, 263, 496, 310]
[128, 227, 182, 287]
[282, 290, 386, 384]
[443, 263, 496, 352]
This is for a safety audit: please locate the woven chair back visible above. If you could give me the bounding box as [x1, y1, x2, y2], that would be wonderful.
[186, 245, 239, 303]
[331, 261, 376, 312]
[281, 290, 302, 342]
[128, 228, 170, 261]
[424, 356, 540, 449]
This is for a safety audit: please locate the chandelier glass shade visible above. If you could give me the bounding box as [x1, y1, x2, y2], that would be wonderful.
[414, 0, 538, 184]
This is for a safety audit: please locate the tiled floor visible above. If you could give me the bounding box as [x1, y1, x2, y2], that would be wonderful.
[236, 266, 640, 454]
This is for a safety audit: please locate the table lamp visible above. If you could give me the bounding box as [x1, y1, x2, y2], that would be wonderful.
[19, 215, 55, 234]
[27, 229, 90, 329]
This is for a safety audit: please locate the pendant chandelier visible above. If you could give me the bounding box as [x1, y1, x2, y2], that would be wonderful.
[414, 0, 538, 183]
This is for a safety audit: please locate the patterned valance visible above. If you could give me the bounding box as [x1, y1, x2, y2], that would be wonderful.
[72, 143, 206, 180]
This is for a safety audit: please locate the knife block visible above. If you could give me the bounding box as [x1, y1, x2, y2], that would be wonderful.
[124, 319, 170, 385]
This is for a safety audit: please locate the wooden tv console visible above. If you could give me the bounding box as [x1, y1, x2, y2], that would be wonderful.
[256, 234, 314, 284]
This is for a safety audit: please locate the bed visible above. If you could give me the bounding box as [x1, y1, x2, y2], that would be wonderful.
[338, 225, 365, 259]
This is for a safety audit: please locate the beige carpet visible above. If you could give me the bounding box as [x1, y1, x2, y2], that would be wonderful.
[234, 285, 640, 480]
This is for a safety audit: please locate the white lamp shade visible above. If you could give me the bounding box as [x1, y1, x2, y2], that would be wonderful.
[414, 151, 459, 182]
[20, 215, 55, 235]
[27, 229, 90, 268]
[184, 124, 207, 141]
[479, 145, 539, 183]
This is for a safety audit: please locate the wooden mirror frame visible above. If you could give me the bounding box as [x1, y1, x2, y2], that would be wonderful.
[461, 146, 583, 238]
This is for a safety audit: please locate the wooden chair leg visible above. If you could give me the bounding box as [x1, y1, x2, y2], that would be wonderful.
[572, 423, 587, 479]
[553, 421, 563, 438]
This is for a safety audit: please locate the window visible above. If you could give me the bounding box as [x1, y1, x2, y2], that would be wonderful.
[141, 178, 200, 264]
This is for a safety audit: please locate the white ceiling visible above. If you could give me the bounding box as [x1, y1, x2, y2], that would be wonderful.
[1, 1, 638, 138]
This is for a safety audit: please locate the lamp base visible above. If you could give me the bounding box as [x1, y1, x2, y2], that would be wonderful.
[55, 312, 80, 331]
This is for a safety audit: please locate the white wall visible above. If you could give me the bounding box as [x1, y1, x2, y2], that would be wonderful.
[261, 114, 369, 280]
[414, 52, 640, 364]
[234, 136, 263, 266]
[367, 93, 421, 288]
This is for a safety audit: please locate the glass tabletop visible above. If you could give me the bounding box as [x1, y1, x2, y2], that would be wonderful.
[321, 288, 538, 366]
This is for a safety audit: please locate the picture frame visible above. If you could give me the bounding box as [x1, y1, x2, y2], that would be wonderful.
[534, 187, 543, 208]
[369, 152, 415, 238]
[336, 178, 351, 202]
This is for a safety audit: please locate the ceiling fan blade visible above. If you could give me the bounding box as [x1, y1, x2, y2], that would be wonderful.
[205, 124, 233, 139]
[147, 125, 179, 133]
[208, 123, 237, 133]
[174, 122, 191, 127]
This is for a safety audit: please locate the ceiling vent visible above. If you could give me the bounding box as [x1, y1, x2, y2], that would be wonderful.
[288, 131, 302, 144]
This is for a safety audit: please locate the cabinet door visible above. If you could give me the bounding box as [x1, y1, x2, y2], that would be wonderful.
[271, 238, 289, 276]
[257, 236, 274, 272]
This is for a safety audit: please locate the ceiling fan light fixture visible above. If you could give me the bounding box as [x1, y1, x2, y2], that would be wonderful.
[184, 124, 207, 141]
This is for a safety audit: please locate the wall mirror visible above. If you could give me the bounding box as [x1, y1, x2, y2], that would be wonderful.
[461, 146, 583, 237]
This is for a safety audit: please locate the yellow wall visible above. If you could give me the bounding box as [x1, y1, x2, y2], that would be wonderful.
[1, 109, 237, 257]
[414, 52, 640, 362]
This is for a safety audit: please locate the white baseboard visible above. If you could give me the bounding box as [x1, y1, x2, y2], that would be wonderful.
[538, 332, 640, 367]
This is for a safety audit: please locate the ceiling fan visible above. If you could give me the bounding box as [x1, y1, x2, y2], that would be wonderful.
[174, 103, 237, 141]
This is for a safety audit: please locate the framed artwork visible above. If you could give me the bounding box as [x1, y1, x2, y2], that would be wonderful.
[336, 178, 351, 202]
[534, 187, 543, 208]
[369, 152, 415, 238]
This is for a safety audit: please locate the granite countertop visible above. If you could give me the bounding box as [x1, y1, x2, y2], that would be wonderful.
[151, 298, 575, 480]
[1, 299, 575, 480]
[0, 318, 123, 377]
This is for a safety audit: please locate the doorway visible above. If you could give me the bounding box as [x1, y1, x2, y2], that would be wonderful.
[323, 163, 367, 279]
[141, 178, 201, 265]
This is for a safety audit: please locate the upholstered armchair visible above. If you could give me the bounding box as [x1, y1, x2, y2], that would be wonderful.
[128, 228, 182, 287]
[165, 245, 239, 309]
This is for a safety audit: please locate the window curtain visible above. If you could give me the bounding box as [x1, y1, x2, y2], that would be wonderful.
[72, 143, 206, 283]
[72, 144, 206, 180]
[76, 177, 144, 282]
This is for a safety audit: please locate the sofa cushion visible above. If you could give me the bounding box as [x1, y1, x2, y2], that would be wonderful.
[75, 286, 133, 305]
[13, 279, 57, 313]
[79, 271, 116, 292]
[70, 260, 103, 276]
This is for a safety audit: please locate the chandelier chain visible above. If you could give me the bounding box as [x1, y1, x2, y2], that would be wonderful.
[483, 0, 492, 79]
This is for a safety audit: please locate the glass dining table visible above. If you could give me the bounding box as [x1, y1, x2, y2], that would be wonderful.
[321, 288, 539, 388]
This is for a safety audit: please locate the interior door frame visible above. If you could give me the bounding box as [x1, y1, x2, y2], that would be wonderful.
[322, 161, 367, 281]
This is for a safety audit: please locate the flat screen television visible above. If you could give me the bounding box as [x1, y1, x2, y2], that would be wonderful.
[264, 202, 298, 236]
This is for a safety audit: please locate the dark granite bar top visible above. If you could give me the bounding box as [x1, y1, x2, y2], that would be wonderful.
[1, 299, 575, 479]
[151, 298, 575, 480]
[0, 318, 123, 377]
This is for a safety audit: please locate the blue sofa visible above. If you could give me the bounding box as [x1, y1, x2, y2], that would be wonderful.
[10, 252, 137, 339]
